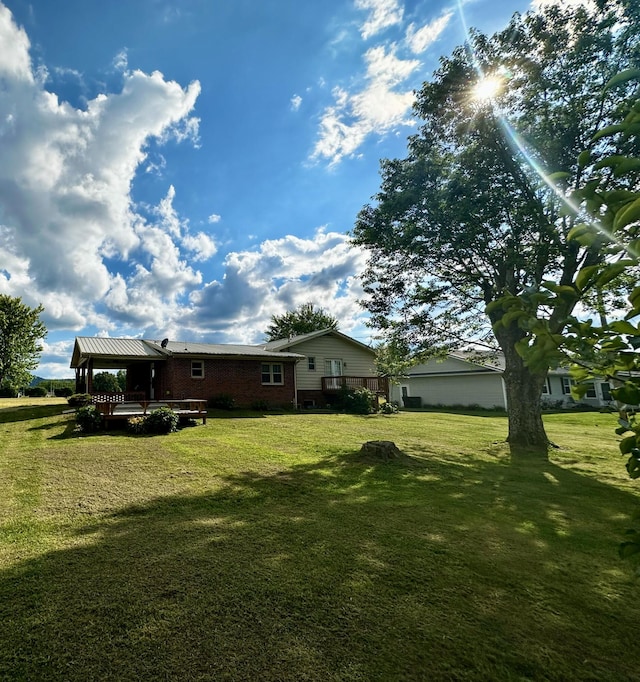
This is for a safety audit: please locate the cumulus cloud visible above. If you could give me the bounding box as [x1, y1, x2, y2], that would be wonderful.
[208, 213, 221, 224]
[290, 94, 303, 111]
[187, 228, 370, 344]
[312, 43, 419, 165]
[0, 2, 201, 332]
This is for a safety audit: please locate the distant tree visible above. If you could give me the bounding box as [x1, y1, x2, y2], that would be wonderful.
[92, 372, 121, 393]
[265, 302, 338, 341]
[0, 295, 46, 392]
[116, 370, 127, 392]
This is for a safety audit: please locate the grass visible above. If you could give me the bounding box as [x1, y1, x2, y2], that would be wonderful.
[1, 399, 639, 680]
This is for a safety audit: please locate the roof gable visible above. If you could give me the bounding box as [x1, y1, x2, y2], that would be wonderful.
[262, 328, 374, 355]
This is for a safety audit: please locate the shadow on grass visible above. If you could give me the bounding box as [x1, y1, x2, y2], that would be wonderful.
[1, 450, 639, 680]
[0, 404, 69, 424]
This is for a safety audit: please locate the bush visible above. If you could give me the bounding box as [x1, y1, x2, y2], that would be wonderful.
[54, 387, 74, 397]
[127, 416, 147, 435]
[336, 386, 377, 415]
[25, 385, 48, 397]
[208, 394, 235, 410]
[75, 405, 103, 432]
[68, 393, 91, 407]
[0, 386, 18, 398]
[145, 407, 179, 434]
[379, 401, 399, 415]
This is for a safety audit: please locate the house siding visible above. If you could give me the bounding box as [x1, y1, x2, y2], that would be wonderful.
[162, 357, 297, 408]
[289, 336, 376, 391]
[394, 373, 506, 410]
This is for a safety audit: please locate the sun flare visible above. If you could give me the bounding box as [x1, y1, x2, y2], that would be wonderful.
[472, 74, 502, 101]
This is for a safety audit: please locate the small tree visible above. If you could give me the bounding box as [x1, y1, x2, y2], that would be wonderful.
[116, 370, 127, 392]
[265, 302, 338, 341]
[0, 295, 46, 392]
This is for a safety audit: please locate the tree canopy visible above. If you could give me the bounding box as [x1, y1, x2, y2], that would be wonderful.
[352, 0, 640, 455]
[0, 295, 47, 391]
[264, 302, 338, 341]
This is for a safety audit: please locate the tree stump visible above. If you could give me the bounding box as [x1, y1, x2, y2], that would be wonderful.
[359, 440, 403, 462]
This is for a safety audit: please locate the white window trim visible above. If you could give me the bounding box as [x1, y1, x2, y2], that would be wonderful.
[262, 363, 284, 385]
[191, 360, 204, 379]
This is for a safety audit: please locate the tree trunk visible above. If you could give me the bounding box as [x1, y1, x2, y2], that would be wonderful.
[497, 329, 550, 460]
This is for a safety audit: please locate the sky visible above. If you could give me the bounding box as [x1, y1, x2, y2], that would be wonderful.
[0, 0, 577, 377]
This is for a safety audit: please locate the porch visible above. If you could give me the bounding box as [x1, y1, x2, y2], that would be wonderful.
[321, 376, 389, 398]
[90, 394, 208, 425]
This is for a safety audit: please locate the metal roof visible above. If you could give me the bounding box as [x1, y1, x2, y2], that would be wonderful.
[71, 336, 302, 368]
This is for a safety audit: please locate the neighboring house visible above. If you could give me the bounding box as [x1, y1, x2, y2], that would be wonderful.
[70, 337, 303, 409]
[262, 328, 388, 408]
[389, 352, 614, 410]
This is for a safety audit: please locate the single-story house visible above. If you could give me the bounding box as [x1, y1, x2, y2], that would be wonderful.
[389, 352, 614, 410]
[70, 337, 304, 409]
[261, 328, 388, 408]
[70, 329, 387, 409]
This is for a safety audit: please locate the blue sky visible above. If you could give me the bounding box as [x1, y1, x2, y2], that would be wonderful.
[0, 0, 571, 377]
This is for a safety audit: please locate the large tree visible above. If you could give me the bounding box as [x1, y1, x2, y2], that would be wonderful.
[264, 302, 338, 341]
[352, 0, 640, 456]
[0, 295, 46, 391]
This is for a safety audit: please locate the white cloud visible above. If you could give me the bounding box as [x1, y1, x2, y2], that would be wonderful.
[208, 213, 221, 223]
[0, 2, 201, 332]
[188, 228, 370, 343]
[356, 0, 403, 40]
[312, 44, 419, 165]
[290, 94, 303, 111]
[406, 11, 453, 54]
[182, 232, 218, 262]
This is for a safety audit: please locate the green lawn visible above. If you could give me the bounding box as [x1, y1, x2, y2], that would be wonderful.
[1, 400, 639, 680]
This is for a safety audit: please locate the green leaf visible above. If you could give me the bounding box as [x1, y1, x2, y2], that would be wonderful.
[613, 197, 640, 231]
[575, 265, 600, 292]
[577, 150, 591, 168]
[624, 436, 640, 455]
[613, 384, 640, 405]
[609, 320, 639, 336]
[605, 68, 640, 90]
[592, 124, 626, 142]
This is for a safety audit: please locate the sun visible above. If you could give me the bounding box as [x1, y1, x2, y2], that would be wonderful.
[472, 74, 503, 102]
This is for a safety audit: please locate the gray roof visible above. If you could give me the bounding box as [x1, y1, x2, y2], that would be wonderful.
[71, 336, 302, 368]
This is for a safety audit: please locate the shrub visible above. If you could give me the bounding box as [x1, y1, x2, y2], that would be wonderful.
[25, 385, 48, 397]
[68, 393, 91, 407]
[0, 386, 18, 398]
[75, 405, 103, 432]
[208, 394, 235, 410]
[54, 387, 74, 397]
[379, 401, 399, 415]
[145, 407, 179, 434]
[336, 386, 377, 415]
[127, 416, 147, 435]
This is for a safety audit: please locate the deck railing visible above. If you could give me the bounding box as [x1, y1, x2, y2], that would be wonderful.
[321, 376, 389, 396]
[90, 392, 146, 404]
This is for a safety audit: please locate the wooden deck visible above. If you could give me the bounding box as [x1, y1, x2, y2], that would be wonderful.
[94, 399, 207, 425]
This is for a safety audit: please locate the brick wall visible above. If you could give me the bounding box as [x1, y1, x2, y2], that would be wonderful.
[163, 357, 297, 408]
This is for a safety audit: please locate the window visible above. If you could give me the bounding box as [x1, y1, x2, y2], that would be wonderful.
[541, 377, 551, 394]
[262, 363, 283, 385]
[325, 359, 343, 376]
[601, 382, 612, 402]
[191, 360, 204, 378]
[308, 357, 316, 371]
[585, 382, 597, 398]
[561, 377, 573, 395]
